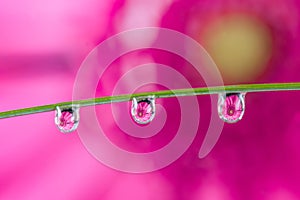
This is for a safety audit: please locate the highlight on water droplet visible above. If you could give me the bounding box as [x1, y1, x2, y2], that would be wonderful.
[218, 93, 246, 123]
[131, 96, 156, 125]
[55, 105, 80, 133]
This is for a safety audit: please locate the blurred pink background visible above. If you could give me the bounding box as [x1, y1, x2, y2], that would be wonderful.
[1, 0, 300, 199]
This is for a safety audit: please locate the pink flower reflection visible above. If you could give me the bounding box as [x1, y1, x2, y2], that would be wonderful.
[218, 93, 245, 123]
[131, 97, 155, 125]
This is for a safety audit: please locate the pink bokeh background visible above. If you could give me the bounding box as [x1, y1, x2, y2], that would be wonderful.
[1, 0, 300, 199]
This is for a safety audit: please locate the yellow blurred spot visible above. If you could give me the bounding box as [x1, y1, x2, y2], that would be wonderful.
[201, 14, 273, 83]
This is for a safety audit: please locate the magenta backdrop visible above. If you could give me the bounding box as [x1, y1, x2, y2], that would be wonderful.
[1, 0, 300, 199]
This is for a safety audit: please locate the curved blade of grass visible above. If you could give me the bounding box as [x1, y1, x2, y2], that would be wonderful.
[1, 82, 300, 119]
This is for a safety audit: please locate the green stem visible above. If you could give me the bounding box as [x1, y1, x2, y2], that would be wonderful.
[1, 82, 300, 119]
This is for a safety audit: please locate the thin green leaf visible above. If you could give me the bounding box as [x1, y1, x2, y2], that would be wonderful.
[1, 82, 300, 119]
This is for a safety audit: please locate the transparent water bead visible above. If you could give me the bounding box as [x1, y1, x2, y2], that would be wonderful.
[218, 93, 246, 123]
[55, 105, 80, 133]
[131, 96, 156, 124]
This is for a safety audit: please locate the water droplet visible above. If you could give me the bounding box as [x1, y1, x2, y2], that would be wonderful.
[218, 93, 246, 123]
[131, 96, 156, 124]
[55, 105, 80, 133]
